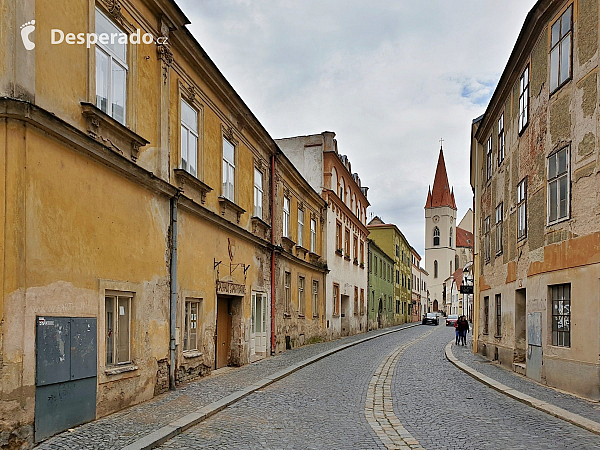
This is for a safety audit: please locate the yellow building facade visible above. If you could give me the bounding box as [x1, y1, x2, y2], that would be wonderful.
[0, 0, 328, 445]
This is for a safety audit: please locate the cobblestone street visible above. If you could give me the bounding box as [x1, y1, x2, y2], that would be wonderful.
[156, 325, 600, 449]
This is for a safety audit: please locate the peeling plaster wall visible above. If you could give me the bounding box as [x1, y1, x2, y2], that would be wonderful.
[474, 0, 600, 400]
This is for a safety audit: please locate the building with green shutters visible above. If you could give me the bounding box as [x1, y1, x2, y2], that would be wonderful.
[367, 217, 413, 323]
[367, 239, 396, 330]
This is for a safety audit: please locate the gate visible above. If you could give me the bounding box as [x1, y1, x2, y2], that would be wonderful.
[35, 317, 97, 442]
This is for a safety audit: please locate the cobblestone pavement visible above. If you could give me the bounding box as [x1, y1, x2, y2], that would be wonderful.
[161, 325, 600, 450]
[392, 326, 600, 450]
[36, 323, 417, 449]
[452, 337, 600, 424]
[159, 325, 432, 450]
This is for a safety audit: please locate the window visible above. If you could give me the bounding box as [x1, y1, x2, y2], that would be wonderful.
[395, 244, 399, 257]
[360, 241, 364, 265]
[496, 114, 505, 166]
[283, 197, 290, 238]
[433, 227, 440, 246]
[484, 216, 491, 262]
[374, 256, 378, 276]
[449, 227, 453, 247]
[297, 208, 304, 247]
[345, 228, 350, 256]
[339, 178, 344, 199]
[312, 280, 319, 317]
[396, 269, 400, 284]
[519, 66, 529, 133]
[486, 136, 492, 181]
[95, 8, 127, 124]
[551, 283, 571, 347]
[298, 276, 305, 316]
[550, 6, 572, 93]
[548, 147, 569, 224]
[180, 99, 198, 177]
[517, 178, 527, 240]
[496, 203, 503, 255]
[371, 291, 375, 311]
[333, 283, 340, 315]
[484, 296, 489, 334]
[434, 260, 438, 278]
[360, 289, 365, 315]
[254, 169, 263, 219]
[184, 299, 200, 351]
[495, 294, 502, 337]
[450, 261, 453, 274]
[379, 258, 382, 277]
[310, 218, 316, 253]
[284, 272, 291, 314]
[396, 300, 400, 314]
[353, 235, 358, 260]
[222, 138, 235, 201]
[105, 292, 132, 365]
[336, 221, 342, 252]
[455, 255, 459, 272]
[354, 286, 358, 316]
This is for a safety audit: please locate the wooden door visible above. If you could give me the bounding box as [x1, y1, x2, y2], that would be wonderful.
[216, 298, 231, 369]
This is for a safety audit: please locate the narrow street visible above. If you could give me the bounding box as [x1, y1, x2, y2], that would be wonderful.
[156, 325, 600, 449]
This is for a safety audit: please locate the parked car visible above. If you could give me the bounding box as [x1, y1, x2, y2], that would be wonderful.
[446, 314, 459, 326]
[422, 313, 439, 325]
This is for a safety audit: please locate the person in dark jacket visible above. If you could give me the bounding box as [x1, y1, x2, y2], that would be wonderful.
[458, 316, 469, 345]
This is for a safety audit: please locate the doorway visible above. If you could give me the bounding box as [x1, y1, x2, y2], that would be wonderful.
[377, 299, 383, 329]
[515, 289, 526, 363]
[250, 292, 267, 359]
[341, 294, 350, 336]
[215, 297, 232, 369]
[433, 299, 439, 311]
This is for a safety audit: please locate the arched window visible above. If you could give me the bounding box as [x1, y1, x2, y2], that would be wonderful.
[450, 261, 453, 274]
[455, 255, 459, 271]
[331, 167, 337, 192]
[339, 178, 344, 199]
[434, 260, 438, 278]
[449, 227, 453, 247]
[433, 227, 440, 246]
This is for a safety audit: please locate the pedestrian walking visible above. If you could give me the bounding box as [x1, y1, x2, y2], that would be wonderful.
[454, 318, 460, 345]
[458, 315, 469, 346]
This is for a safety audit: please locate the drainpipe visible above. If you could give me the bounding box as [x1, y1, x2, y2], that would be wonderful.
[169, 194, 179, 390]
[270, 153, 276, 356]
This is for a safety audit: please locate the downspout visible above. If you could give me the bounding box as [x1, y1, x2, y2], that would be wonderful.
[270, 153, 276, 356]
[169, 194, 179, 390]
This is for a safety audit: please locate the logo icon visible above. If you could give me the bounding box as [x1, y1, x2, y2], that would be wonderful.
[20, 20, 36, 50]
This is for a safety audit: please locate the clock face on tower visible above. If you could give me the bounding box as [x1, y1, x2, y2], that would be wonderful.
[432, 215, 440, 223]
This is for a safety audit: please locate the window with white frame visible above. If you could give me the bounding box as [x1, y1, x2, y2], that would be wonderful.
[184, 299, 201, 351]
[484, 216, 490, 262]
[550, 6, 572, 93]
[222, 138, 235, 201]
[283, 197, 290, 238]
[498, 113, 505, 166]
[486, 136, 492, 181]
[254, 168, 263, 219]
[310, 218, 316, 253]
[105, 292, 133, 365]
[517, 178, 527, 240]
[519, 66, 529, 133]
[95, 8, 127, 124]
[548, 147, 569, 224]
[312, 280, 319, 317]
[180, 99, 198, 177]
[496, 203, 503, 255]
[297, 208, 304, 247]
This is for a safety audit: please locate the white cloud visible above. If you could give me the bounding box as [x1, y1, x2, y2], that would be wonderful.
[178, 0, 537, 256]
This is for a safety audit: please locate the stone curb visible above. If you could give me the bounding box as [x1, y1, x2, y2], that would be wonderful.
[121, 323, 422, 450]
[444, 340, 600, 437]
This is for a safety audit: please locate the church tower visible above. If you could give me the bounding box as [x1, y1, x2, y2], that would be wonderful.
[424, 146, 457, 313]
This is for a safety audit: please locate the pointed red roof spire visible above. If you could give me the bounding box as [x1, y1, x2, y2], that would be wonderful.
[425, 147, 457, 209]
[425, 186, 432, 208]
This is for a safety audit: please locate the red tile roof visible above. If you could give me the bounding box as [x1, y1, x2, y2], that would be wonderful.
[452, 268, 464, 289]
[456, 227, 473, 248]
[425, 148, 456, 209]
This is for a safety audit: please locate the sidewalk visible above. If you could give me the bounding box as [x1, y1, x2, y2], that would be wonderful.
[36, 322, 419, 450]
[448, 337, 600, 435]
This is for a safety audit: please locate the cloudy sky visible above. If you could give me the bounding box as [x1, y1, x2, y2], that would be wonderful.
[178, 0, 537, 256]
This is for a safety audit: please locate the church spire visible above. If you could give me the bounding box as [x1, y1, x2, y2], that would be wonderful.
[425, 147, 457, 209]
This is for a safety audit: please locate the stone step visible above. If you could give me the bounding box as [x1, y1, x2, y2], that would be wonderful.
[513, 362, 526, 376]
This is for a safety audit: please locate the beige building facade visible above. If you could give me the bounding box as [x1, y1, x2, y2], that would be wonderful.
[471, 0, 600, 401]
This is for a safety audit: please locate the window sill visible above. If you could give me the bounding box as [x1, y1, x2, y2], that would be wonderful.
[105, 363, 138, 376]
[283, 313, 292, 318]
[547, 216, 570, 227]
[518, 122, 529, 137]
[251, 215, 271, 229]
[218, 196, 245, 224]
[183, 351, 203, 359]
[335, 249, 343, 257]
[251, 216, 271, 239]
[81, 102, 149, 162]
[344, 255, 351, 261]
[494, 335, 502, 339]
[331, 314, 340, 318]
[313, 314, 320, 319]
[174, 169, 213, 203]
[298, 314, 305, 318]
